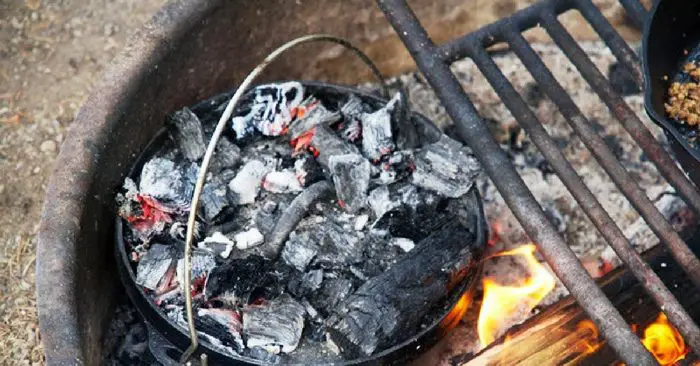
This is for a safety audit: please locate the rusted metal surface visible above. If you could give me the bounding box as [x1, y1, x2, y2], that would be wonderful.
[467, 31, 700, 355]
[376, 0, 656, 364]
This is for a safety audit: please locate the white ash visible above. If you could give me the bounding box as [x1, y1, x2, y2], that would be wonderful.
[390, 237, 415, 252]
[199, 231, 234, 259]
[354, 215, 369, 231]
[228, 160, 269, 205]
[263, 170, 303, 193]
[234, 228, 264, 250]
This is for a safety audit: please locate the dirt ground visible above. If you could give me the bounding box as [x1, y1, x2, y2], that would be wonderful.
[0, 0, 645, 364]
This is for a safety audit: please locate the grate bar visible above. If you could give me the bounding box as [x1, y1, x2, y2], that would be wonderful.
[438, 0, 573, 64]
[469, 29, 700, 354]
[615, 0, 648, 30]
[376, 0, 656, 364]
[539, 13, 700, 285]
[573, 0, 644, 85]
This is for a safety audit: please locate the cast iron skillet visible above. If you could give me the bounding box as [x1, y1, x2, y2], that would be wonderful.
[643, 0, 700, 187]
[115, 81, 487, 365]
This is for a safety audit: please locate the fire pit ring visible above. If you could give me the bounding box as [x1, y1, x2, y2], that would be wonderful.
[115, 81, 487, 365]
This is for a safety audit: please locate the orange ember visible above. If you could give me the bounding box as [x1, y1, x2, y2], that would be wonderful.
[641, 313, 688, 365]
[477, 244, 556, 347]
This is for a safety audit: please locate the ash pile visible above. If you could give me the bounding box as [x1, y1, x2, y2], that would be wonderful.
[116, 82, 483, 363]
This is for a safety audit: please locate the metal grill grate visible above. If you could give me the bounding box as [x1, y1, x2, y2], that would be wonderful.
[377, 0, 700, 364]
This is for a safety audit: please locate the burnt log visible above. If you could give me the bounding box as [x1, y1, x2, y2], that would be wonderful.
[326, 220, 480, 356]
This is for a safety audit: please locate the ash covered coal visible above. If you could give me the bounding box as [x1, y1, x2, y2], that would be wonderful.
[116, 82, 483, 363]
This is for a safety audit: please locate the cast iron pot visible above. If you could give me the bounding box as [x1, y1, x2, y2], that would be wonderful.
[35, 1, 478, 364]
[643, 0, 700, 187]
[116, 81, 487, 365]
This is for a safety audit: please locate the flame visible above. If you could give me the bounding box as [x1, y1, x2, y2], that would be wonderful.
[477, 244, 556, 347]
[576, 320, 604, 355]
[641, 313, 688, 365]
[439, 292, 472, 333]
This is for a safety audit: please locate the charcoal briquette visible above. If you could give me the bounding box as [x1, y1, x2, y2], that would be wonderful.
[360, 93, 398, 161]
[329, 153, 370, 213]
[168, 107, 206, 161]
[410, 135, 481, 198]
[281, 232, 319, 271]
[242, 294, 307, 353]
[200, 182, 229, 221]
[139, 157, 194, 207]
[204, 255, 269, 303]
[135, 243, 174, 290]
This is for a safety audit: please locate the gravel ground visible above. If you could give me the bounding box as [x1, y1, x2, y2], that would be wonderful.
[0, 0, 645, 364]
[0, 1, 161, 363]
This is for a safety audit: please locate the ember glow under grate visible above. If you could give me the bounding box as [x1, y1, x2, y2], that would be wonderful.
[376, 0, 700, 364]
[115, 82, 485, 364]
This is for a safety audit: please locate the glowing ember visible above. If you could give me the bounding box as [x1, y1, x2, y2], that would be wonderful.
[477, 244, 556, 347]
[641, 313, 688, 365]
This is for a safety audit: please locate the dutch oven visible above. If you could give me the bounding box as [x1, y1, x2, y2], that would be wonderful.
[643, 0, 700, 187]
[36, 0, 484, 364]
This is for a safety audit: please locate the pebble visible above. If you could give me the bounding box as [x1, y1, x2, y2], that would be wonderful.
[40, 140, 57, 154]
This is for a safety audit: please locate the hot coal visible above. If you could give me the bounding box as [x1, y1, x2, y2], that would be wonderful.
[326, 221, 477, 356]
[329, 153, 370, 213]
[288, 98, 342, 138]
[242, 295, 306, 353]
[339, 95, 364, 142]
[195, 308, 244, 353]
[360, 93, 398, 161]
[135, 243, 174, 290]
[209, 137, 241, 174]
[200, 181, 229, 221]
[168, 107, 207, 161]
[139, 157, 196, 207]
[204, 255, 270, 304]
[310, 124, 359, 172]
[117, 82, 483, 363]
[294, 153, 324, 188]
[411, 135, 481, 198]
[232, 82, 304, 139]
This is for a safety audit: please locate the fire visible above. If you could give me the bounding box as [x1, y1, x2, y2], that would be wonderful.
[641, 313, 688, 365]
[576, 320, 604, 355]
[477, 244, 556, 347]
[572, 313, 688, 365]
[439, 292, 472, 333]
